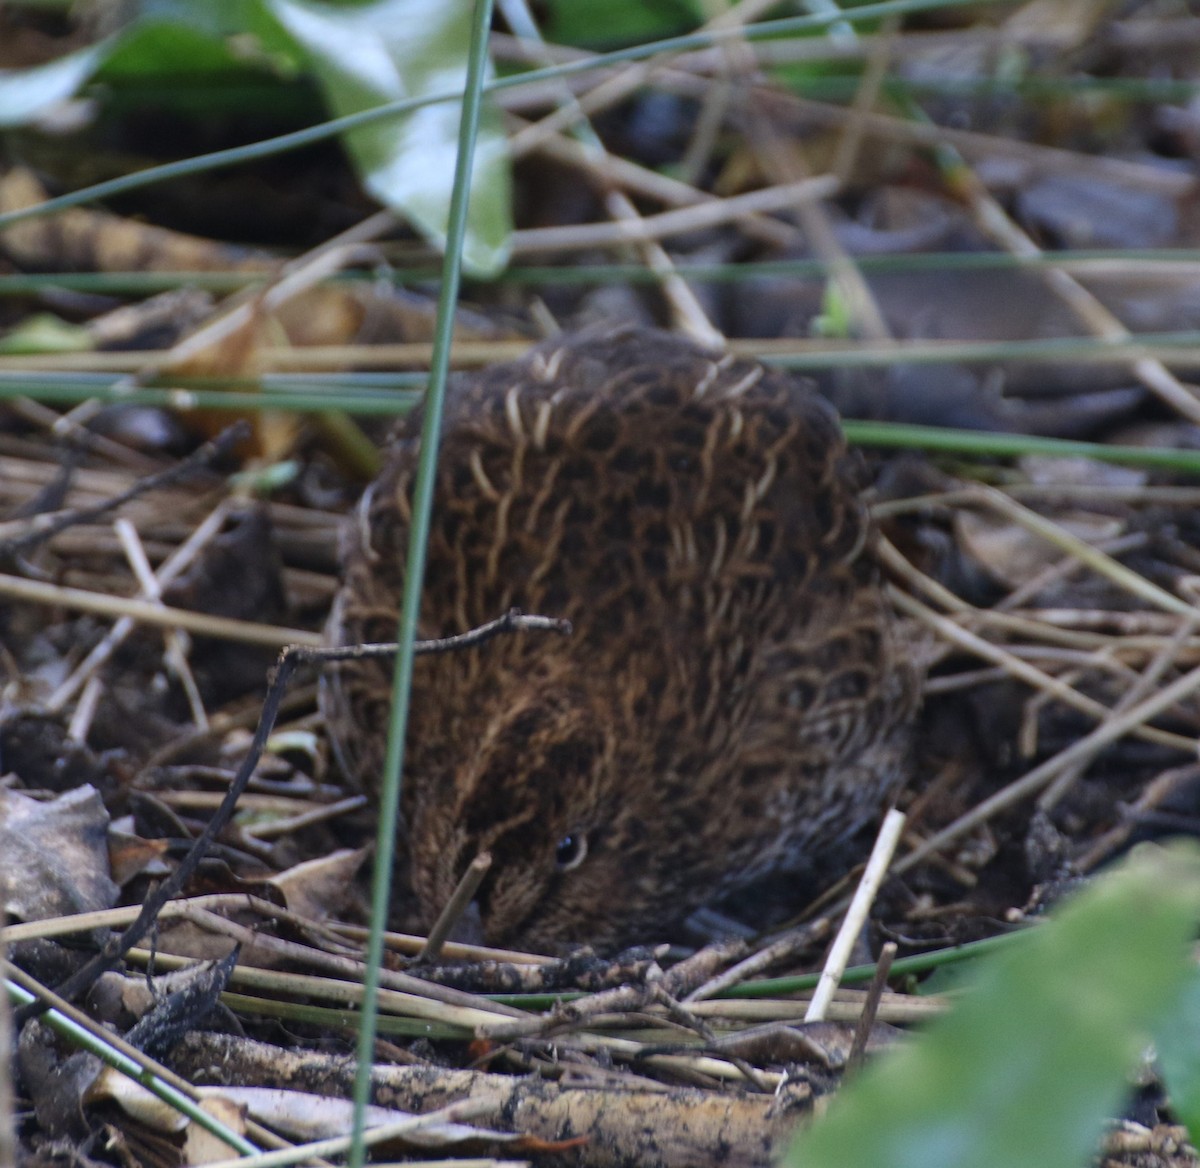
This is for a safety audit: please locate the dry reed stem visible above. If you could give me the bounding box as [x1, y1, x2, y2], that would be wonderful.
[0, 570, 322, 647]
[880, 540, 1197, 754]
[806, 810, 906, 1023]
[510, 176, 838, 253]
[893, 659, 1200, 879]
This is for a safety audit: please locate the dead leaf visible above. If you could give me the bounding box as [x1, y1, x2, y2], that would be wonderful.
[184, 1095, 248, 1165]
[955, 508, 1124, 590]
[0, 167, 271, 273]
[0, 785, 117, 925]
[267, 848, 368, 920]
[109, 830, 170, 887]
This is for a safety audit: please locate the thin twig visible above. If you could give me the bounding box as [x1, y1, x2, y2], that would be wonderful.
[305, 610, 570, 665]
[650, 985, 773, 1093]
[0, 423, 247, 556]
[892, 659, 1200, 881]
[419, 851, 493, 963]
[683, 920, 830, 1003]
[846, 941, 896, 1076]
[14, 609, 567, 1023]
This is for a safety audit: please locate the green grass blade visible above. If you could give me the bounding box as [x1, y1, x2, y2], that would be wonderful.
[784, 843, 1200, 1168]
[346, 0, 496, 1163]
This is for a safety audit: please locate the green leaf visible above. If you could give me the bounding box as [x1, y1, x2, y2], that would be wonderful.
[0, 314, 93, 355]
[0, 0, 510, 272]
[0, 41, 113, 128]
[97, 10, 300, 78]
[1152, 966, 1200, 1143]
[264, 0, 512, 276]
[542, 0, 704, 48]
[784, 842, 1200, 1168]
[0, 10, 297, 129]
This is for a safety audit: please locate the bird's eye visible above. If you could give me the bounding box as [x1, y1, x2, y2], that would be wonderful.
[554, 832, 588, 871]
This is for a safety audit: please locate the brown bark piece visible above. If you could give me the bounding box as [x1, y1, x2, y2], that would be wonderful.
[173, 1031, 810, 1168]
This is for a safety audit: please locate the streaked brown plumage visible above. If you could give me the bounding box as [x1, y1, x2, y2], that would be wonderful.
[323, 326, 918, 949]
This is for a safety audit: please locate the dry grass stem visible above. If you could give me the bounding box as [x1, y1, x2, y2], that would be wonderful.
[0, 570, 322, 647]
[890, 586, 1196, 754]
[683, 921, 829, 1003]
[806, 809, 905, 1023]
[130, 905, 530, 1022]
[976, 486, 1200, 620]
[894, 659, 1200, 879]
[995, 533, 1148, 615]
[510, 176, 838, 253]
[959, 164, 1200, 426]
[114, 515, 208, 727]
[1038, 615, 1200, 811]
[328, 922, 551, 965]
[16, 334, 1200, 375]
[525, 126, 800, 247]
[240, 794, 369, 841]
[771, 91, 1196, 196]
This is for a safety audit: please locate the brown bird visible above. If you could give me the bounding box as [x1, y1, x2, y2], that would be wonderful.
[323, 327, 919, 950]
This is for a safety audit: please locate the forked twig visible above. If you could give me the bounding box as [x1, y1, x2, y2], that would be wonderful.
[302, 610, 570, 664]
[14, 608, 569, 1024]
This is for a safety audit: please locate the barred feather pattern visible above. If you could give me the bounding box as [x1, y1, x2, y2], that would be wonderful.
[322, 326, 919, 949]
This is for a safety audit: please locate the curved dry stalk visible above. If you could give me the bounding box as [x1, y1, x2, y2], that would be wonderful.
[893, 658, 1200, 879]
[1038, 614, 1200, 810]
[974, 485, 1200, 620]
[890, 585, 1195, 754]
